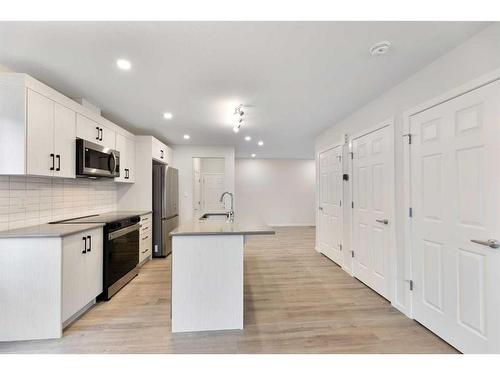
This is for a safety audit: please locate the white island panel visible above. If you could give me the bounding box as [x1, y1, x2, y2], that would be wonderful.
[171, 234, 244, 333]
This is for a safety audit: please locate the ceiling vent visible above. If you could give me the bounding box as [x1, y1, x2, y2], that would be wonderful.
[370, 41, 392, 56]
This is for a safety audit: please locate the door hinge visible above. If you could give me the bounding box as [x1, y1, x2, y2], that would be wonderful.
[351, 250, 355, 258]
[406, 280, 414, 291]
[350, 152, 354, 160]
[403, 133, 412, 145]
[339, 244, 342, 251]
[409, 207, 413, 218]
[351, 201, 354, 209]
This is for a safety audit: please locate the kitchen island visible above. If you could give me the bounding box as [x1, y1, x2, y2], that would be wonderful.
[169, 214, 275, 333]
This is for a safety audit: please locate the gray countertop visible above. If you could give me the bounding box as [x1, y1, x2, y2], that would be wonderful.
[170, 214, 275, 237]
[0, 210, 152, 238]
[0, 223, 105, 238]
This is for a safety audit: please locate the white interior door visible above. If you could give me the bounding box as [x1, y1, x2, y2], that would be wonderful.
[317, 146, 343, 265]
[202, 173, 225, 212]
[410, 80, 500, 353]
[352, 125, 393, 299]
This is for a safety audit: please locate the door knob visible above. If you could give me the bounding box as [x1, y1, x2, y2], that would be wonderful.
[376, 219, 389, 225]
[471, 239, 500, 249]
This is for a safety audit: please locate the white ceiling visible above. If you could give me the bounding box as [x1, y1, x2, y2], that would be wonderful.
[0, 22, 489, 158]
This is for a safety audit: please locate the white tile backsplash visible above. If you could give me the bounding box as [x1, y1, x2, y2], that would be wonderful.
[0, 176, 117, 231]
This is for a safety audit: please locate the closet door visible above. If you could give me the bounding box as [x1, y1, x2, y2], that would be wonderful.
[317, 146, 343, 266]
[352, 125, 393, 299]
[410, 79, 500, 353]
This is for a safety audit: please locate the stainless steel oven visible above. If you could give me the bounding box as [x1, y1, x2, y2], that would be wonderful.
[101, 216, 141, 300]
[76, 139, 120, 178]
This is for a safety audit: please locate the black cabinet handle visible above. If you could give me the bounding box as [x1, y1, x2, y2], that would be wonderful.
[82, 236, 87, 254]
[142, 235, 149, 241]
[87, 235, 91, 252]
[160, 150, 164, 159]
[50, 154, 55, 171]
[56, 155, 61, 171]
[99, 128, 103, 141]
[96, 126, 100, 140]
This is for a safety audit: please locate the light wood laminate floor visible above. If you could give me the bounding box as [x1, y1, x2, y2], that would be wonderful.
[0, 227, 457, 354]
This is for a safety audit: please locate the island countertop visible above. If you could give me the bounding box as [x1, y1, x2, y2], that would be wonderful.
[170, 214, 275, 236]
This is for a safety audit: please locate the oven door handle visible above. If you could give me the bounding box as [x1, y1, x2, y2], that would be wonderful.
[108, 223, 141, 240]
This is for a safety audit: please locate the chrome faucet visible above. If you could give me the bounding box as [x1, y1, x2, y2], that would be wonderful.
[220, 192, 234, 222]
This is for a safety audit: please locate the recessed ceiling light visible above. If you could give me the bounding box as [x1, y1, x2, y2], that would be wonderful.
[370, 41, 392, 56]
[251, 154, 256, 158]
[116, 59, 132, 70]
[233, 126, 240, 133]
[183, 134, 190, 140]
[163, 112, 173, 120]
[245, 136, 252, 141]
[257, 140, 264, 146]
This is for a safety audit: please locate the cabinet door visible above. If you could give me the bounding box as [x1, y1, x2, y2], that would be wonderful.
[54, 103, 76, 178]
[114, 133, 127, 182]
[99, 124, 115, 149]
[76, 114, 101, 143]
[126, 136, 136, 182]
[152, 139, 167, 164]
[83, 228, 103, 303]
[62, 233, 87, 322]
[26, 89, 55, 176]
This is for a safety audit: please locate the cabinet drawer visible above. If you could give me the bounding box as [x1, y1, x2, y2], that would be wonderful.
[139, 235, 152, 263]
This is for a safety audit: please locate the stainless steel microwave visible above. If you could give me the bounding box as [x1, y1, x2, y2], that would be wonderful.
[76, 139, 120, 178]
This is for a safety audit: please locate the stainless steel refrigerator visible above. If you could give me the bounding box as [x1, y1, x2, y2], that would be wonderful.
[152, 164, 179, 257]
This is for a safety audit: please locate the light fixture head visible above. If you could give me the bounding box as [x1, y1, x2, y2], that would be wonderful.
[233, 126, 240, 133]
[370, 41, 392, 56]
[245, 136, 251, 141]
[251, 153, 256, 158]
[163, 112, 173, 120]
[116, 59, 132, 70]
[257, 140, 264, 146]
[183, 134, 190, 140]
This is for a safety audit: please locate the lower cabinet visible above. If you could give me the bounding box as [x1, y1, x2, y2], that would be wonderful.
[62, 228, 103, 322]
[139, 213, 153, 265]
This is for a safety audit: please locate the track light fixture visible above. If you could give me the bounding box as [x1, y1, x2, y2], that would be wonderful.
[232, 104, 245, 133]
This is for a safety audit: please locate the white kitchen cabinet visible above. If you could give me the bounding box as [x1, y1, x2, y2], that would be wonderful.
[26, 89, 55, 177]
[115, 133, 136, 183]
[54, 103, 76, 178]
[126, 136, 136, 182]
[76, 113, 115, 149]
[0, 226, 104, 341]
[25, 89, 76, 178]
[62, 228, 103, 322]
[152, 137, 171, 164]
[139, 213, 152, 264]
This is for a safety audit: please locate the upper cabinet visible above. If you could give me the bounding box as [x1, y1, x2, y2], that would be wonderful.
[115, 133, 136, 183]
[152, 137, 172, 165]
[0, 73, 134, 180]
[76, 114, 115, 149]
[25, 89, 76, 178]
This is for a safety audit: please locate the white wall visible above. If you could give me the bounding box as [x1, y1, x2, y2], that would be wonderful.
[315, 23, 500, 313]
[235, 159, 315, 226]
[172, 146, 235, 223]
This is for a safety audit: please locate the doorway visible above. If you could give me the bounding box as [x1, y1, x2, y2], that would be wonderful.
[192, 157, 226, 216]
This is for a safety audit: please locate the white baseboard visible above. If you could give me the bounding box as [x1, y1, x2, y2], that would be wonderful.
[269, 223, 316, 227]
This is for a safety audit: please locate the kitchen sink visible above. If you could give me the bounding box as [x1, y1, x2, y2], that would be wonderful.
[199, 213, 230, 220]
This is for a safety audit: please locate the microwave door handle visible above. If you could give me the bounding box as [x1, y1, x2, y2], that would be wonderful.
[108, 152, 117, 174]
